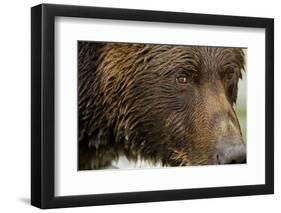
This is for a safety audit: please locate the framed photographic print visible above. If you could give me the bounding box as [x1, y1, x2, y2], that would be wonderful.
[31, 3, 274, 209]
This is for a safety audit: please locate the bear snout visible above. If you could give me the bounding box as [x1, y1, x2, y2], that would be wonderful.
[215, 140, 246, 164]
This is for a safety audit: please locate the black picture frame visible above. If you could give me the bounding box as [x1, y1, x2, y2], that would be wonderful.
[31, 3, 274, 209]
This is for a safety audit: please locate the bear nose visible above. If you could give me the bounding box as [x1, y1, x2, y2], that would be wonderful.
[216, 142, 246, 164]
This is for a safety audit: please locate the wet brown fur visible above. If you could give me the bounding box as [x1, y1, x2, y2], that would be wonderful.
[78, 42, 245, 170]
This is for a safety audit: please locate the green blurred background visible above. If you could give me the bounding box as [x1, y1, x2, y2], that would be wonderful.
[235, 61, 247, 143]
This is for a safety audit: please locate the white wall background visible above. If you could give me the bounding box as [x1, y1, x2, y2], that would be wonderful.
[0, 0, 279, 212]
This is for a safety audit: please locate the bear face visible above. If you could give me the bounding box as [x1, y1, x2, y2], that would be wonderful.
[78, 42, 246, 170]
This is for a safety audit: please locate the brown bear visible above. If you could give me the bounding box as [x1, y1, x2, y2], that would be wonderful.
[78, 41, 246, 170]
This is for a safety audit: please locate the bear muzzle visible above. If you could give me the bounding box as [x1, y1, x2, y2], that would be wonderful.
[215, 139, 246, 164]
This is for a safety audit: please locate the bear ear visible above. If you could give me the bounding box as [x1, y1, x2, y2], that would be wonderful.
[239, 48, 246, 74]
[233, 48, 245, 80]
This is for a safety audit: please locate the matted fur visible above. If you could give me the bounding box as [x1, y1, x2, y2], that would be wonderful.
[78, 42, 245, 170]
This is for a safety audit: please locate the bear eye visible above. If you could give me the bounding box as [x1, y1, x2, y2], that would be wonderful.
[176, 76, 188, 84]
[176, 71, 194, 84]
[222, 67, 237, 82]
[225, 71, 235, 80]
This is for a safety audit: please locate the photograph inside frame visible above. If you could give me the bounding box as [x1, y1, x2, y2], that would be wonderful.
[78, 41, 247, 170]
